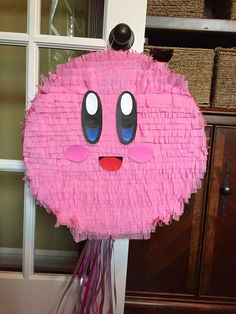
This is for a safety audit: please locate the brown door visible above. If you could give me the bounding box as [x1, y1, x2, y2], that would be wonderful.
[200, 126, 236, 299]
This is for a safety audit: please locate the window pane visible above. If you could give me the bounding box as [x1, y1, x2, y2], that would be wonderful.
[34, 206, 81, 274]
[0, 172, 24, 271]
[0, 0, 27, 33]
[34, 47, 88, 274]
[39, 47, 88, 76]
[41, 0, 104, 38]
[0, 45, 26, 160]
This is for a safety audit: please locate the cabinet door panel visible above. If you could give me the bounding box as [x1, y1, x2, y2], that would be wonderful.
[200, 127, 236, 298]
[126, 128, 212, 295]
[126, 193, 203, 294]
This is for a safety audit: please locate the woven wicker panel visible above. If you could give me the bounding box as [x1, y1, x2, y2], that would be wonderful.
[144, 46, 214, 107]
[212, 48, 236, 109]
[231, 0, 236, 19]
[147, 0, 204, 17]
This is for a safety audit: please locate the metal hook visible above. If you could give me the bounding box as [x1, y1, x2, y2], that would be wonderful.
[219, 160, 232, 218]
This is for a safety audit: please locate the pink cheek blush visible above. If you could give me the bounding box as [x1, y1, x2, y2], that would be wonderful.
[128, 145, 153, 163]
[64, 145, 89, 162]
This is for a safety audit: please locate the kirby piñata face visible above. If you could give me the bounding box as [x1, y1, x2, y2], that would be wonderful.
[23, 51, 207, 242]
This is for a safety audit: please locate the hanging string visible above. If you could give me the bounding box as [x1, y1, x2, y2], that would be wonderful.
[56, 239, 115, 314]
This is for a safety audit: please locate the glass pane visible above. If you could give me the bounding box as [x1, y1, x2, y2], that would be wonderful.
[0, 172, 24, 271]
[0, 45, 26, 160]
[35, 206, 81, 274]
[34, 47, 88, 274]
[40, 47, 88, 76]
[41, 0, 104, 38]
[0, 0, 27, 33]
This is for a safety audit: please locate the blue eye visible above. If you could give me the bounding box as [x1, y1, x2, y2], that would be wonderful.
[82, 91, 102, 144]
[116, 91, 137, 144]
[120, 127, 133, 142]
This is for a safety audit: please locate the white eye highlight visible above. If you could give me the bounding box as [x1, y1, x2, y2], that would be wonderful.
[86, 92, 98, 115]
[120, 92, 133, 115]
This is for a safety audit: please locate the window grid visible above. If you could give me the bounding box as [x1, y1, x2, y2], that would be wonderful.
[0, 0, 107, 279]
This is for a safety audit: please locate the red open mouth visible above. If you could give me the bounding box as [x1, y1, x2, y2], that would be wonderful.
[99, 156, 123, 171]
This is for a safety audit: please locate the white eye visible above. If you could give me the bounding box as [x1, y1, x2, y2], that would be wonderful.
[86, 92, 98, 115]
[120, 92, 133, 115]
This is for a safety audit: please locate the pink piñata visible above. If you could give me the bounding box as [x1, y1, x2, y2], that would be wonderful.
[23, 50, 207, 242]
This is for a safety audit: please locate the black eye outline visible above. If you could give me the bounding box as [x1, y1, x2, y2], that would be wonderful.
[116, 91, 137, 145]
[81, 91, 102, 144]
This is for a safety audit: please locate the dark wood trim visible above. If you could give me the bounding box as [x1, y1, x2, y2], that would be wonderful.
[201, 109, 236, 115]
[202, 110, 236, 126]
[126, 294, 236, 306]
[126, 292, 236, 304]
[125, 298, 236, 313]
[187, 127, 213, 291]
[199, 127, 226, 294]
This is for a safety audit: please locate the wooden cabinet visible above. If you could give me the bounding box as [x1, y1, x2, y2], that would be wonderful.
[200, 127, 236, 298]
[125, 15, 236, 313]
[125, 123, 236, 313]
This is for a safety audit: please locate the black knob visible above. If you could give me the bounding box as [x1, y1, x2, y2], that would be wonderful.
[220, 186, 231, 196]
[109, 23, 134, 51]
